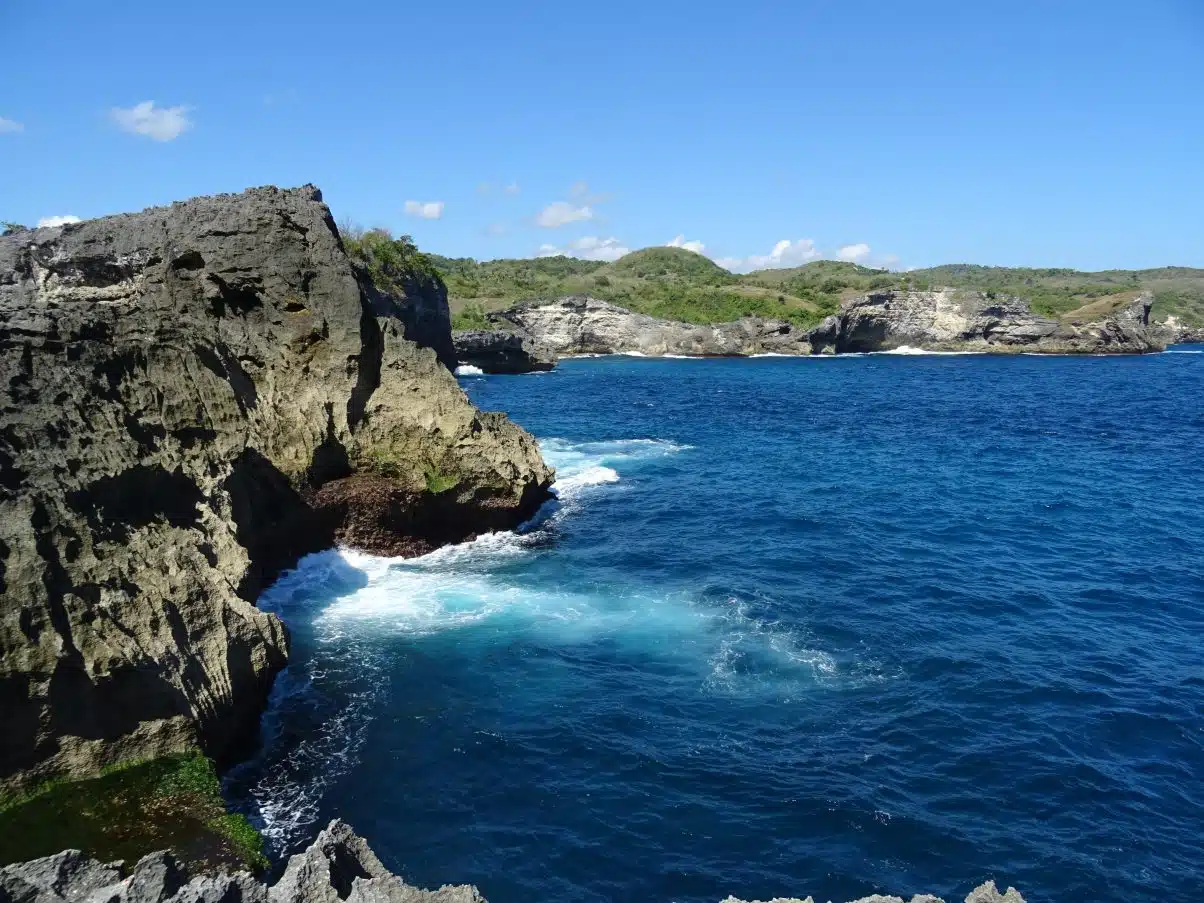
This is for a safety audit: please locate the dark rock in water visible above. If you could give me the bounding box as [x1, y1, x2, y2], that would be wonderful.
[0, 186, 553, 791]
[452, 329, 556, 373]
[807, 290, 1165, 354]
[0, 821, 1024, 903]
[494, 296, 812, 356]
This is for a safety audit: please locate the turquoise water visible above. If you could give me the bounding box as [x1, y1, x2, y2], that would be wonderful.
[228, 349, 1204, 902]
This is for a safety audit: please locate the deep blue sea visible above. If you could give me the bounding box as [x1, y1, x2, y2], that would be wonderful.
[227, 348, 1204, 903]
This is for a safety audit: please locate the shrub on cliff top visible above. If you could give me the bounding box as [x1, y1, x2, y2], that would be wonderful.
[342, 225, 442, 295]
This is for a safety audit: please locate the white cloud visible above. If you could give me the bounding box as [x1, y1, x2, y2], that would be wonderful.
[535, 201, 594, 228]
[404, 200, 445, 220]
[0, 117, 23, 134]
[836, 243, 872, 263]
[110, 102, 192, 141]
[37, 215, 82, 228]
[666, 234, 707, 255]
[716, 239, 822, 273]
[504, 181, 520, 195]
[537, 235, 630, 262]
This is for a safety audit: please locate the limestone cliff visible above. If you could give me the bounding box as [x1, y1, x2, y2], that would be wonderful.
[496, 292, 1165, 358]
[0, 820, 1026, 903]
[807, 290, 1166, 354]
[495, 296, 812, 356]
[0, 186, 553, 790]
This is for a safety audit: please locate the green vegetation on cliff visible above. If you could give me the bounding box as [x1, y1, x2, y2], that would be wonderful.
[341, 224, 441, 292]
[437, 247, 836, 329]
[433, 248, 1204, 327]
[0, 754, 267, 874]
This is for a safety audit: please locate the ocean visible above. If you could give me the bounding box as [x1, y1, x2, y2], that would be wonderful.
[226, 349, 1204, 902]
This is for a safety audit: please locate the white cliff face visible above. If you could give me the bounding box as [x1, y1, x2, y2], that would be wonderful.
[495, 292, 1166, 359]
[810, 290, 1165, 354]
[497, 297, 812, 356]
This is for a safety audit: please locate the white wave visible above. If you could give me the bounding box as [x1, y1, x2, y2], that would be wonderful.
[1165, 349, 1203, 354]
[454, 364, 484, 375]
[620, 350, 648, 357]
[242, 433, 703, 848]
[749, 352, 793, 358]
[554, 465, 620, 494]
[875, 345, 984, 356]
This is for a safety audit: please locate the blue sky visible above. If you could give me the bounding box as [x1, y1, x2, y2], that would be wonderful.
[2, 0, 1202, 271]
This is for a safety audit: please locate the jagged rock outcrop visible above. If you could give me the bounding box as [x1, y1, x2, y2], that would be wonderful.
[452, 330, 556, 374]
[807, 290, 1165, 354]
[1160, 316, 1204, 345]
[0, 819, 1027, 903]
[0, 821, 482, 903]
[494, 296, 812, 357]
[0, 186, 553, 790]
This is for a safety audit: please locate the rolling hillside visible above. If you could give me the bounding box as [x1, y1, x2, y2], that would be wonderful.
[431, 248, 1204, 330]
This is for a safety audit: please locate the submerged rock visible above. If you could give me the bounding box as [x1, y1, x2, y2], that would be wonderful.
[0, 186, 553, 791]
[807, 290, 1165, 354]
[494, 296, 812, 357]
[452, 329, 556, 373]
[0, 821, 1024, 903]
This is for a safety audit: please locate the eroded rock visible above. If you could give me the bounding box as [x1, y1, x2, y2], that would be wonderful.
[807, 290, 1165, 354]
[0, 186, 553, 790]
[0, 823, 1026, 903]
[494, 297, 812, 357]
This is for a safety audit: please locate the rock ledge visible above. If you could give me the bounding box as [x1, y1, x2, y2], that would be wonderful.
[0, 820, 1026, 903]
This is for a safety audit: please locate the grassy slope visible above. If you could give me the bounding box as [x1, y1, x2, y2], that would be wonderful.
[0, 754, 267, 874]
[435, 249, 1204, 328]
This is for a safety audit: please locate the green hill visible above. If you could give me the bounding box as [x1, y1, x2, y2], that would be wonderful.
[431, 247, 1204, 330]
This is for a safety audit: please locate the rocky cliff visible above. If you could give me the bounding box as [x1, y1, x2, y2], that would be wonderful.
[494, 292, 1165, 358]
[807, 290, 1166, 354]
[0, 186, 553, 791]
[452, 329, 556, 374]
[494, 296, 813, 357]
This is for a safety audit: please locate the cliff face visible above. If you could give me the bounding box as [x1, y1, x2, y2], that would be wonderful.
[0, 819, 1026, 903]
[494, 292, 1165, 358]
[496, 297, 812, 357]
[0, 186, 553, 790]
[807, 290, 1166, 354]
